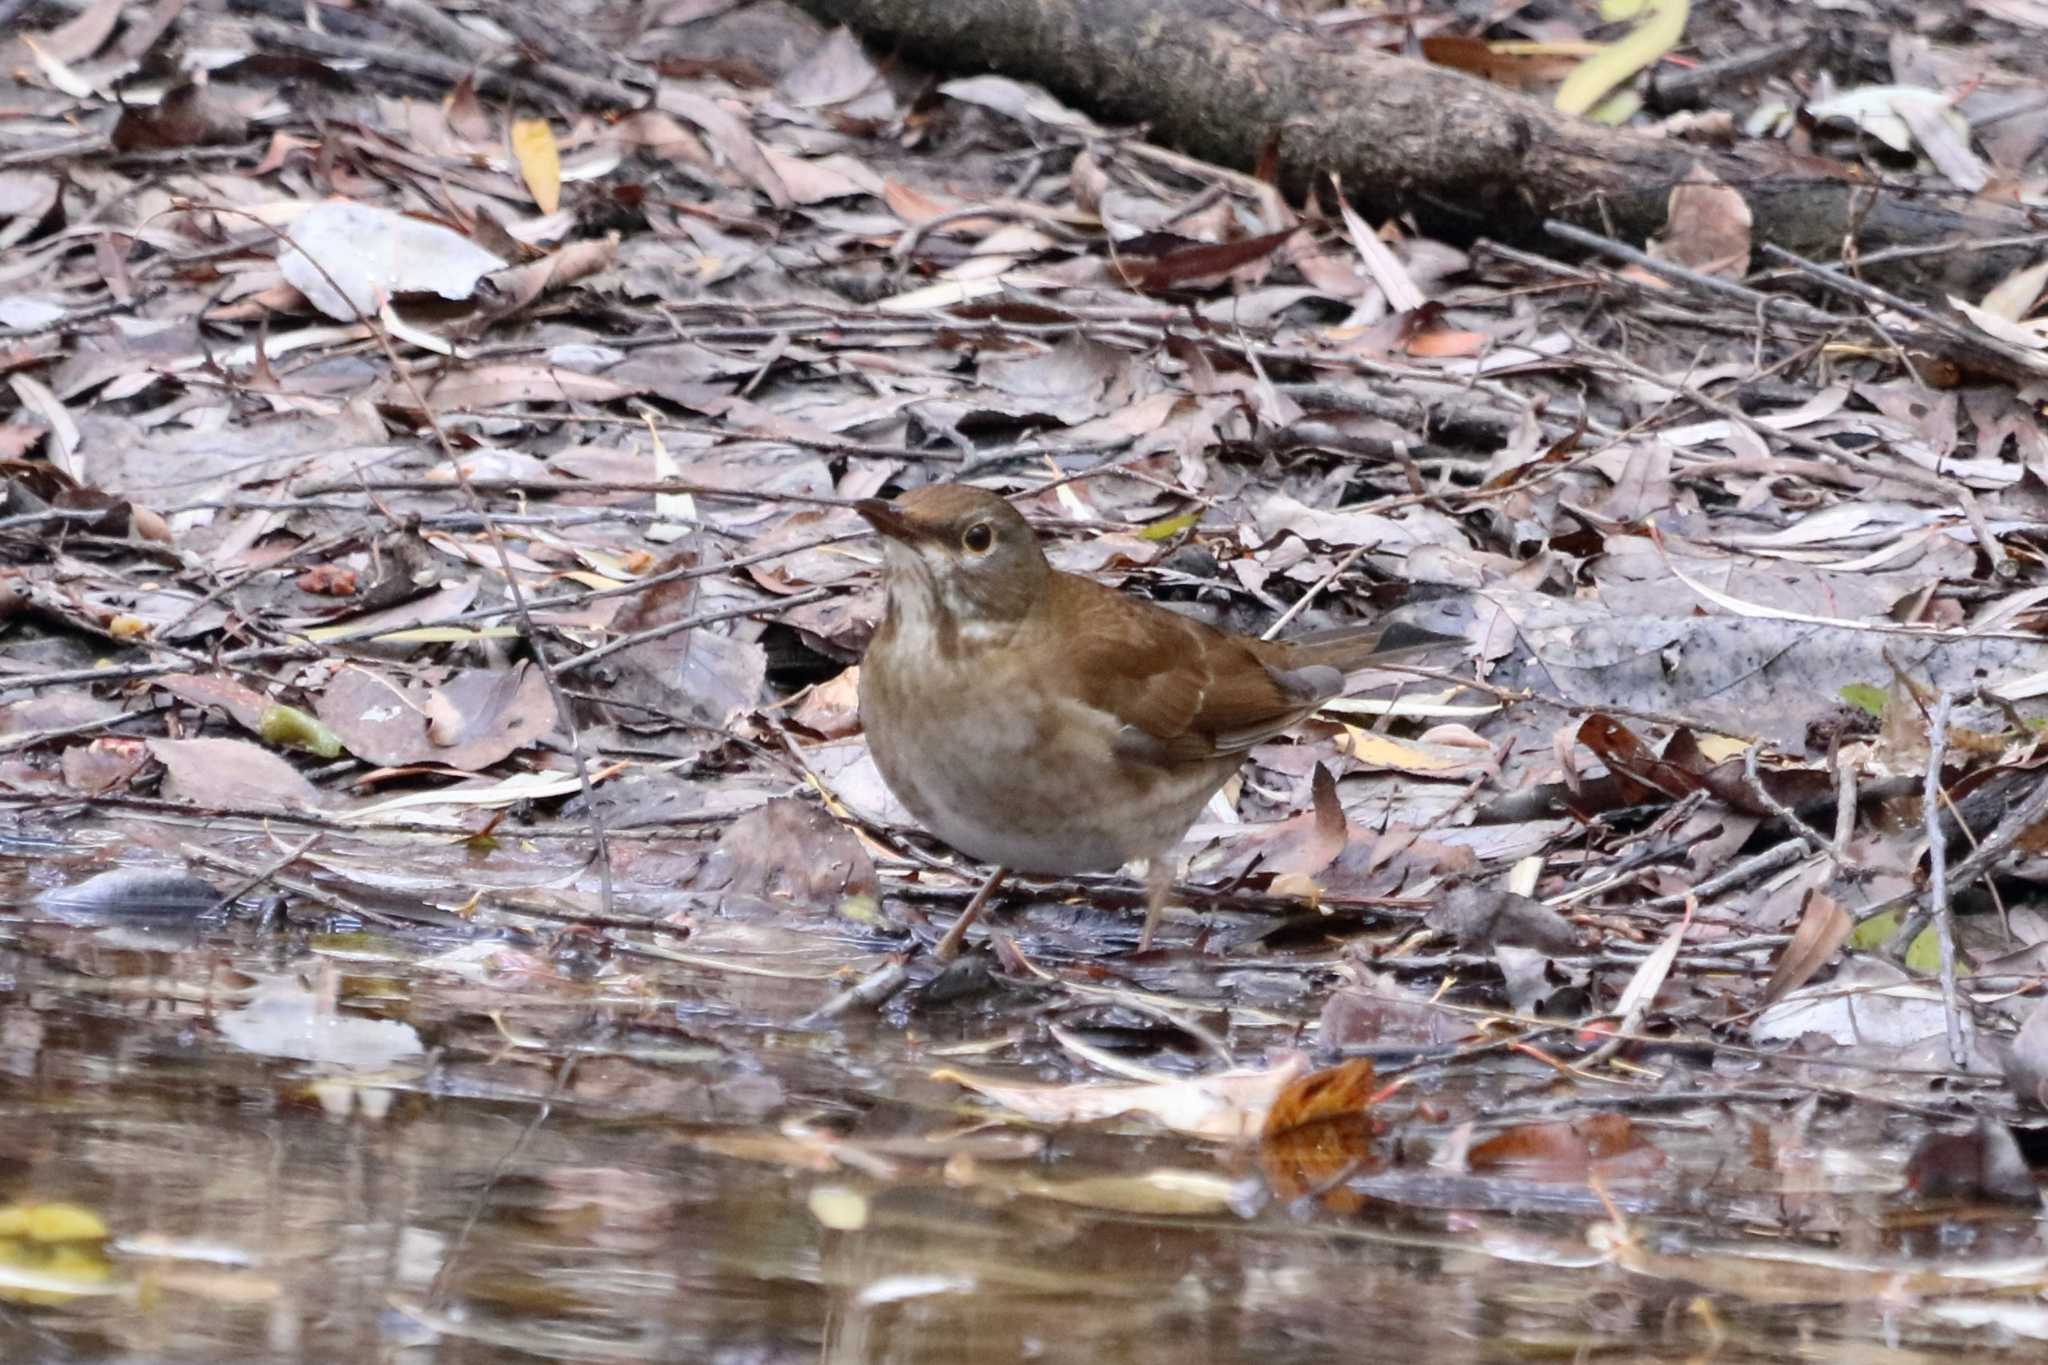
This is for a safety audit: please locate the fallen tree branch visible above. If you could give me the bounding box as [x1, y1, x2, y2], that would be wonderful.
[798, 0, 2038, 296]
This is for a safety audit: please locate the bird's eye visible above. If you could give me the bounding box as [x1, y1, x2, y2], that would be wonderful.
[961, 522, 994, 554]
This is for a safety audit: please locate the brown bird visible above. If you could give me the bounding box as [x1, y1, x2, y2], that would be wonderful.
[856, 483, 1440, 960]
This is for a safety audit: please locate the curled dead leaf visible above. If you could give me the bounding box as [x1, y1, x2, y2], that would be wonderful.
[1258, 1059, 1382, 1209]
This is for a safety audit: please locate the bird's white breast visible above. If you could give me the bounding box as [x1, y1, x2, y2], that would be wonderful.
[862, 625, 1223, 876]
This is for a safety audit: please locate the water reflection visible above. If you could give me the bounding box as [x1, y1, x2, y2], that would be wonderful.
[4, 842, 2047, 1363]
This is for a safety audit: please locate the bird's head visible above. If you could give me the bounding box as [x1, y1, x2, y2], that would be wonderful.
[857, 484, 1049, 628]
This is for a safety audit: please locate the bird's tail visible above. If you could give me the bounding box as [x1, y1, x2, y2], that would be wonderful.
[1277, 618, 1464, 673]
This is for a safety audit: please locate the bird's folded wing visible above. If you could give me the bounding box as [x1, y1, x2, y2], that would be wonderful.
[1051, 576, 1341, 765]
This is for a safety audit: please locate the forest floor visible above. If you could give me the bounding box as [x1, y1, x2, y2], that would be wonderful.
[5, 0, 2048, 1360]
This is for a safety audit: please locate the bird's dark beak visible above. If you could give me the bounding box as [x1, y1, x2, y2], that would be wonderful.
[855, 498, 937, 546]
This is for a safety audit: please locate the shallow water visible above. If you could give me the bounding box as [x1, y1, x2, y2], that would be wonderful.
[5, 820, 2046, 1364]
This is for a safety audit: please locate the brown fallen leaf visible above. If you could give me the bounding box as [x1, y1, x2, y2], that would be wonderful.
[157, 674, 339, 758]
[1467, 1113, 1665, 1181]
[1258, 1058, 1383, 1208]
[660, 86, 791, 207]
[1319, 974, 1468, 1048]
[59, 738, 147, 795]
[1647, 162, 1753, 279]
[1242, 762, 1348, 882]
[110, 82, 248, 152]
[419, 665, 556, 770]
[1115, 228, 1297, 292]
[698, 797, 878, 904]
[295, 565, 357, 596]
[158, 672, 271, 735]
[1903, 1117, 2037, 1205]
[789, 669, 861, 739]
[1576, 713, 1701, 804]
[1427, 885, 1583, 955]
[147, 738, 325, 811]
[1760, 889, 1854, 1007]
[1419, 35, 1588, 90]
[1404, 327, 1488, 358]
[315, 665, 553, 772]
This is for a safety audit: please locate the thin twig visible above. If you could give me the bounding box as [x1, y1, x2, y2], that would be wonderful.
[1261, 542, 1372, 641]
[796, 958, 913, 1025]
[1639, 837, 1811, 909]
[1542, 219, 1836, 327]
[198, 834, 324, 915]
[1832, 741, 1859, 852]
[1759, 242, 2048, 380]
[1922, 691, 1966, 1066]
[554, 586, 836, 674]
[185, 846, 414, 928]
[426, 1052, 581, 1309]
[1886, 762, 2048, 947]
[1741, 742, 1853, 868]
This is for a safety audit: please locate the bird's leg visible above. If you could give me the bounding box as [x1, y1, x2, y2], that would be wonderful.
[933, 865, 1008, 961]
[1139, 857, 1175, 950]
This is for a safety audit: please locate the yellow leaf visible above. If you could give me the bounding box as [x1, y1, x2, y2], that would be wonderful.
[0, 1241, 115, 1304]
[808, 1186, 869, 1231]
[1337, 726, 1464, 772]
[0, 1204, 107, 1242]
[1488, 40, 1603, 56]
[1904, 926, 1942, 975]
[510, 118, 561, 214]
[107, 614, 149, 639]
[559, 570, 631, 590]
[1012, 1168, 1236, 1215]
[1694, 735, 1749, 762]
[1554, 0, 1689, 118]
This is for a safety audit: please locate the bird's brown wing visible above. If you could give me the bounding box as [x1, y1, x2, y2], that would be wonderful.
[1045, 573, 1342, 766]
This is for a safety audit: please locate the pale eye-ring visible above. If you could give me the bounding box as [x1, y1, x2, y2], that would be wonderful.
[961, 522, 994, 554]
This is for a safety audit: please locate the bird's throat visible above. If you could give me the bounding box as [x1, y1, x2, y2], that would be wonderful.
[881, 564, 1029, 664]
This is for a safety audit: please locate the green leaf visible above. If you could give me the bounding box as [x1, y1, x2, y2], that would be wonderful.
[1839, 683, 1887, 717]
[836, 893, 885, 928]
[1903, 925, 1942, 975]
[1850, 911, 1944, 973]
[1140, 510, 1201, 542]
[1848, 910, 1897, 949]
[258, 704, 343, 758]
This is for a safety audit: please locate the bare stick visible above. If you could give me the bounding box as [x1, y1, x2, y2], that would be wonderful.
[1742, 742, 1853, 868]
[1922, 690, 1966, 1066]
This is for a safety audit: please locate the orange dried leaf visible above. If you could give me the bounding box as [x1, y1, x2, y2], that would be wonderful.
[1420, 35, 1589, 89]
[1404, 327, 1487, 358]
[1467, 1114, 1665, 1180]
[1258, 1059, 1382, 1208]
[1261, 1058, 1380, 1139]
